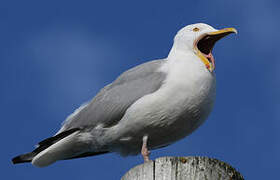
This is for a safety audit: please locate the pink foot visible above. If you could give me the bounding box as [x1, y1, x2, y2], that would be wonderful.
[141, 135, 150, 162]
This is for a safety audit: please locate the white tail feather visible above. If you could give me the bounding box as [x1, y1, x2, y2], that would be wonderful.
[32, 131, 80, 167]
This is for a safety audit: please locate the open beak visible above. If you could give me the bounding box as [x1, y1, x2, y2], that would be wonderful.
[194, 27, 237, 72]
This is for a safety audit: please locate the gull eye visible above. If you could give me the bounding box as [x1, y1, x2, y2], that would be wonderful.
[193, 27, 200, 32]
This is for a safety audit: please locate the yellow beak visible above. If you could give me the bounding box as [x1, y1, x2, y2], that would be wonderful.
[195, 27, 237, 72]
[208, 27, 238, 35]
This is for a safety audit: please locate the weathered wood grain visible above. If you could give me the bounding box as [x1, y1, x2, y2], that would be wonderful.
[121, 156, 244, 180]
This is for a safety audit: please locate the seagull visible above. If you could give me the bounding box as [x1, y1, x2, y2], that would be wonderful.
[12, 23, 237, 167]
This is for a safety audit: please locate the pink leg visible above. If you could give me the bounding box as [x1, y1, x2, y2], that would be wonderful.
[141, 135, 150, 162]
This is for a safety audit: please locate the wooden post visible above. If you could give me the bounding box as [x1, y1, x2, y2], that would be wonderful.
[122, 156, 244, 180]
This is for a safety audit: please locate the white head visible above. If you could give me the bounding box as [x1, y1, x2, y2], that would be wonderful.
[169, 23, 237, 72]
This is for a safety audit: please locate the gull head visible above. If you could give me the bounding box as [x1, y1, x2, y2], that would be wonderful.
[172, 23, 237, 72]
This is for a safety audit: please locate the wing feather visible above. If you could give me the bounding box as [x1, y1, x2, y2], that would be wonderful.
[60, 60, 166, 131]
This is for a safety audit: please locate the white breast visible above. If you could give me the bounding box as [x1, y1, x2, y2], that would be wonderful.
[114, 52, 216, 149]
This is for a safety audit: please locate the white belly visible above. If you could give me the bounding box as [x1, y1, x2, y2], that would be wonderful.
[112, 57, 216, 155]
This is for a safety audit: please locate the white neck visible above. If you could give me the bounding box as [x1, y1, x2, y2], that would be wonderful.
[167, 44, 204, 69]
[160, 44, 212, 84]
[167, 43, 193, 60]
[157, 43, 216, 110]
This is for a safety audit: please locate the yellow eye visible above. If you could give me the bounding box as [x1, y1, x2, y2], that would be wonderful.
[193, 27, 200, 32]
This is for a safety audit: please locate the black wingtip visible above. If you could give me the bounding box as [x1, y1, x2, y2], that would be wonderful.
[12, 153, 34, 164]
[12, 156, 29, 164]
[12, 128, 81, 165]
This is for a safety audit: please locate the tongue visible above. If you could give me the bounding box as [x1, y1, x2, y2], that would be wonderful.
[202, 52, 215, 69]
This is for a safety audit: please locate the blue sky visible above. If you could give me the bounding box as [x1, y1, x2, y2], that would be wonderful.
[1, 0, 279, 179]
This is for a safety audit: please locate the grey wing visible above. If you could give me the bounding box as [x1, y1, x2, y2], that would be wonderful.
[60, 59, 167, 131]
